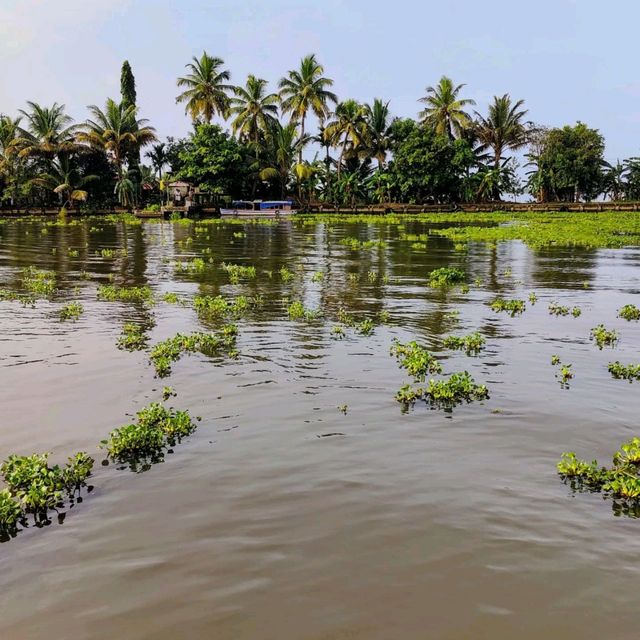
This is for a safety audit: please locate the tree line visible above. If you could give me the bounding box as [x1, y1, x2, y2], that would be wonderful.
[1, 52, 638, 212]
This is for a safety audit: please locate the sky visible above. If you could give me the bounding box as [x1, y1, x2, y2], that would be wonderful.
[1, 0, 640, 164]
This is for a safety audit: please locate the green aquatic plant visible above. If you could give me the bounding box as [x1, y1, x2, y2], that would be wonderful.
[443, 331, 485, 355]
[222, 262, 256, 283]
[162, 386, 176, 400]
[551, 354, 561, 365]
[0, 489, 22, 529]
[149, 326, 237, 377]
[490, 297, 526, 316]
[0, 452, 94, 514]
[59, 301, 84, 321]
[311, 271, 324, 283]
[618, 304, 640, 321]
[337, 404, 348, 415]
[557, 363, 573, 387]
[194, 294, 250, 321]
[391, 340, 443, 381]
[175, 257, 208, 274]
[287, 300, 320, 322]
[572, 306, 582, 317]
[528, 292, 538, 305]
[280, 266, 294, 283]
[331, 325, 346, 339]
[97, 284, 153, 303]
[161, 292, 184, 305]
[102, 403, 196, 467]
[21, 266, 55, 297]
[356, 318, 375, 336]
[548, 301, 570, 316]
[427, 267, 466, 288]
[590, 324, 618, 349]
[117, 322, 148, 351]
[608, 361, 640, 382]
[396, 372, 489, 410]
[556, 453, 606, 487]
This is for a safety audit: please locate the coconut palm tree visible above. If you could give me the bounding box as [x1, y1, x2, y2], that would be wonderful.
[362, 99, 392, 168]
[231, 75, 279, 148]
[259, 122, 308, 199]
[418, 77, 475, 139]
[324, 100, 368, 180]
[15, 102, 80, 158]
[145, 142, 168, 180]
[176, 52, 233, 123]
[278, 54, 337, 163]
[30, 155, 97, 212]
[474, 94, 530, 170]
[0, 115, 29, 207]
[78, 98, 156, 207]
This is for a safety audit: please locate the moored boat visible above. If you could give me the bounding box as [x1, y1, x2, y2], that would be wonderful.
[220, 200, 297, 218]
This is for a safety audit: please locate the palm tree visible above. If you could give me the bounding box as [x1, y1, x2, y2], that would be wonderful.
[176, 52, 233, 123]
[362, 99, 392, 168]
[145, 142, 168, 180]
[324, 100, 368, 180]
[31, 155, 96, 212]
[0, 115, 29, 207]
[419, 77, 475, 139]
[231, 75, 279, 149]
[475, 94, 530, 170]
[260, 122, 308, 199]
[278, 54, 337, 163]
[78, 98, 156, 207]
[15, 102, 79, 158]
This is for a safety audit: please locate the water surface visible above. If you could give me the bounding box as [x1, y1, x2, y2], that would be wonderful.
[0, 217, 639, 639]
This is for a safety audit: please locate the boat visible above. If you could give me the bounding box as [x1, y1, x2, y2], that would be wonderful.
[220, 200, 297, 218]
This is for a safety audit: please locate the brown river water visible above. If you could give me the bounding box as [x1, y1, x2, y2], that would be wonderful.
[0, 217, 639, 639]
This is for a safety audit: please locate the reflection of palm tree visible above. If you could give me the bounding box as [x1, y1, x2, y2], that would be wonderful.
[176, 52, 233, 123]
[278, 54, 337, 163]
[419, 77, 475, 139]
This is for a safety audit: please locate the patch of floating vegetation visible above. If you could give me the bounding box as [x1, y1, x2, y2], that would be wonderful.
[490, 297, 526, 316]
[442, 332, 486, 355]
[395, 371, 489, 412]
[59, 301, 83, 321]
[221, 262, 256, 283]
[149, 325, 238, 377]
[618, 304, 640, 321]
[174, 257, 209, 274]
[97, 284, 153, 303]
[528, 292, 538, 304]
[557, 438, 640, 515]
[548, 301, 581, 317]
[101, 402, 197, 472]
[161, 292, 185, 305]
[0, 452, 93, 538]
[117, 322, 149, 351]
[194, 294, 251, 320]
[608, 361, 640, 382]
[427, 267, 466, 288]
[339, 237, 386, 250]
[287, 300, 320, 322]
[21, 266, 55, 297]
[391, 340, 442, 381]
[279, 266, 294, 283]
[590, 324, 618, 349]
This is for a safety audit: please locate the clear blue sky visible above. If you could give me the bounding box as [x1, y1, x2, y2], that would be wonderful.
[1, 0, 639, 163]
